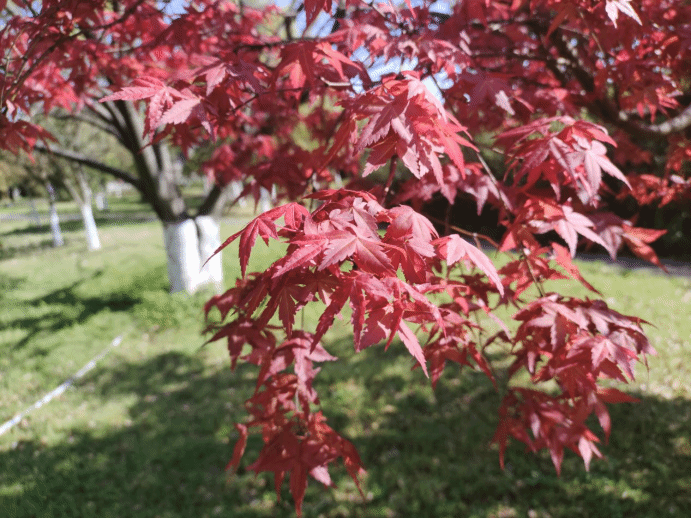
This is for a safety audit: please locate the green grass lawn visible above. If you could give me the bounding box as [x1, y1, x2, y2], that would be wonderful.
[0, 200, 689, 517]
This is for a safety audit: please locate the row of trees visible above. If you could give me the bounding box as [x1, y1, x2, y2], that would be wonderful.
[0, 115, 128, 250]
[0, 0, 688, 515]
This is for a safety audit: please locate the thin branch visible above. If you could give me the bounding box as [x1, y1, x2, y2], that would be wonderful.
[520, 250, 545, 297]
[383, 155, 397, 204]
[617, 105, 691, 137]
[34, 142, 143, 191]
[50, 111, 121, 139]
[426, 214, 500, 249]
[543, 23, 690, 139]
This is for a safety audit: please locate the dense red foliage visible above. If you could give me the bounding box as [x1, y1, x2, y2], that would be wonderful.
[1, 0, 688, 515]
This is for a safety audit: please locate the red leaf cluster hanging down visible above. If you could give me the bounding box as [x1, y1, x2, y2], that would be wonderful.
[494, 294, 654, 473]
[204, 190, 507, 511]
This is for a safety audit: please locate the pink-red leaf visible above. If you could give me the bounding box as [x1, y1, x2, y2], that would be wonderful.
[435, 234, 504, 295]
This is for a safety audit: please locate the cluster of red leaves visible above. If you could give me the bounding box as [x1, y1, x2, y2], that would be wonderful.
[204, 190, 509, 512]
[203, 187, 656, 513]
[128, 1, 677, 513]
[329, 71, 474, 182]
[618, 173, 691, 207]
[494, 294, 654, 473]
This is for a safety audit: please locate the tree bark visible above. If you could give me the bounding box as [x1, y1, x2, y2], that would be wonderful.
[163, 216, 222, 293]
[38, 102, 233, 293]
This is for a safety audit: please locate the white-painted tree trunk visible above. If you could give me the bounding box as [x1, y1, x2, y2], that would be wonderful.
[229, 180, 246, 207]
[196, 215, 223, 291]
[79, 203, 101, 251]
[46, 183, 64, 247]
[95, 192, 107, 210]
[48, 203, 65, 247]
[163, 216, 223, 294]
[75, 167, 101, 251]
[259, 185, 276, 212]
[29, 198, 41, 225]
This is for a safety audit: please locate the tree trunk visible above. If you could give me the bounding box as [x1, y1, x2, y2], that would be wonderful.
[38, 105, 230, 293]
[196, 215, 223, 291]
[46, 183, 64, 247]
[79, 203, 101, 251]
[95, 191, 107, 210]
[76, 168, 101, 250]
[163, 216, 223, 293]
[29, 197, 41, 225]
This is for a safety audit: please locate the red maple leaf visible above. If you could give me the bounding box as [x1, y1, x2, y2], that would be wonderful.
[434, 234, 504, 295]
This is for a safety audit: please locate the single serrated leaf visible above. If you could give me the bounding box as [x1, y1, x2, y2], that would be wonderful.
[159, 97, 201, 126]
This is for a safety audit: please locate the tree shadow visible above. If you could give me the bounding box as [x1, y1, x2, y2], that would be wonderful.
[0, 352, 288, 517]
[4, 271, 141, 353]
[313, 337, 691, 517]
[1, 214, 156, 238]
[0, 339, 688, 517]
[0, 272, 25, 291]
[0, 238, 73, 261]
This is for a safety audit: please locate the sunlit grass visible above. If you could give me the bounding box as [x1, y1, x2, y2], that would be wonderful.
[0, 202, 689, 517]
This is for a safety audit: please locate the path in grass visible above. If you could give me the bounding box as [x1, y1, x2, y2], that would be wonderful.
[0, 212, 689, 517]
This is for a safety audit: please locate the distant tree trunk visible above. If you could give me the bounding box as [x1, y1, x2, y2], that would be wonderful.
[76, 169, 101, 251]
[63, 166, 101, 251]
[94, 184, 108, 210]
[29, 197, 41, 225]
[46, 182, 64, 247]
[79, 202, 101, 251]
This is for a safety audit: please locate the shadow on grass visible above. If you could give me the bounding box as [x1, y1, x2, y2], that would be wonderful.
[0, 340, 689, 517]
[0, 272, 24, 291]
[3, 267, 170, 354]
[0, 238, 75, 261]
[0, 214, 157, 261]
[1, 214, 156, 237]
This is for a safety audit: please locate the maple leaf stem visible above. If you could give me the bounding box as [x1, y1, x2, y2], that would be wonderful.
[520, 251, 546, 298]
[576, 10, 607, 58]
[382, 155, 398, 205]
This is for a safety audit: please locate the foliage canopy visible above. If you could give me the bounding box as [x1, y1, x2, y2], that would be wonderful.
[0, 0, 688, 514]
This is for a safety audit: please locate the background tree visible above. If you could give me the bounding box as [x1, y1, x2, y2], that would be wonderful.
[0, 148, 66, 246]
[0, 0, 238, 292]
[37, 114, 118, 250]
[0, 0, 688, 515]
